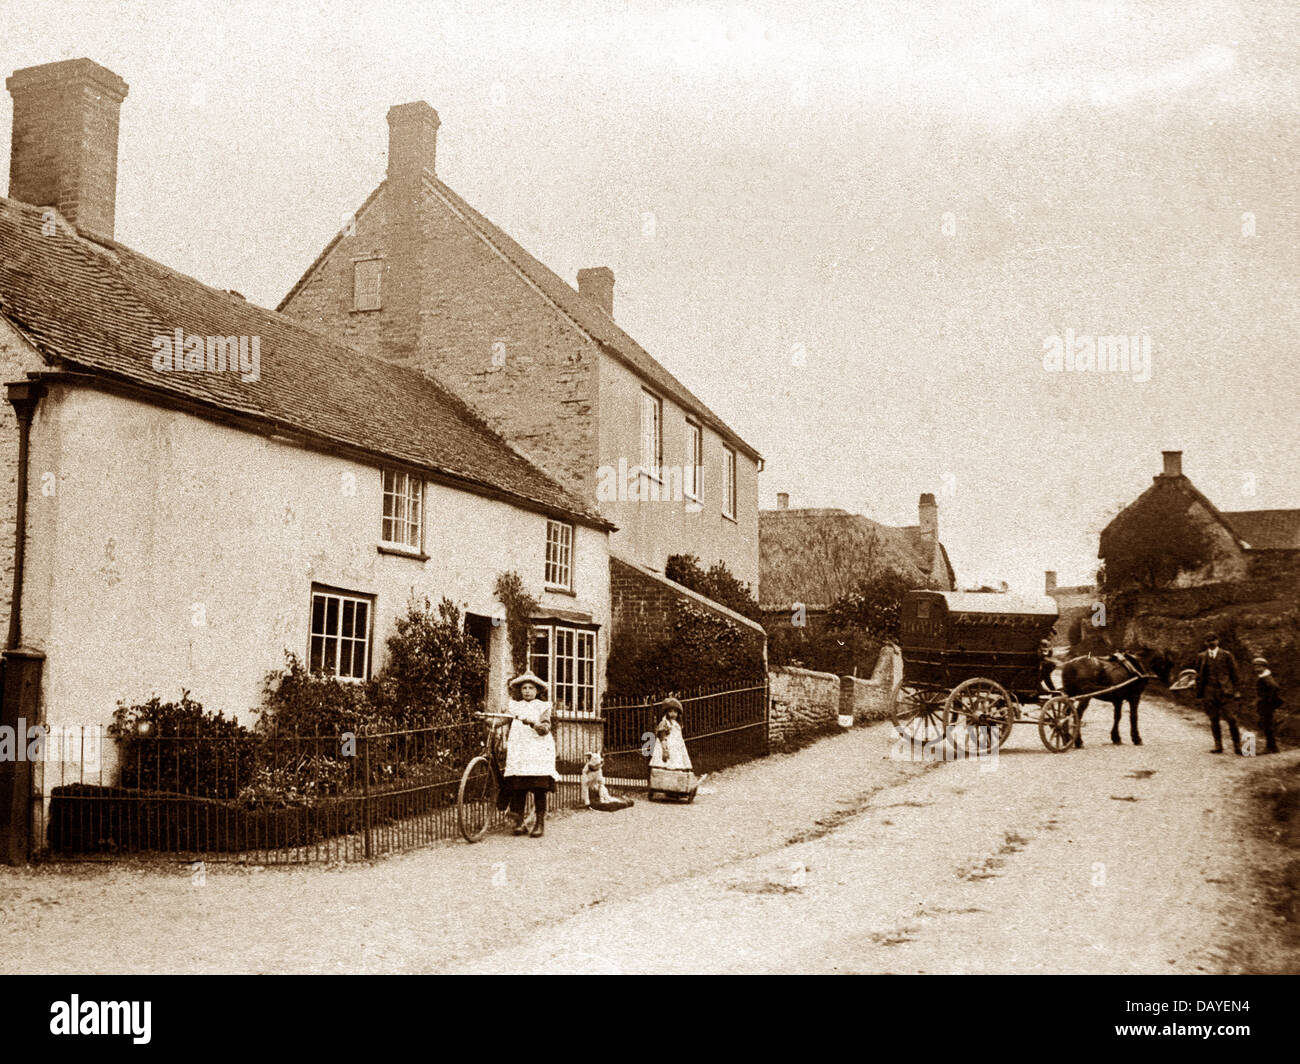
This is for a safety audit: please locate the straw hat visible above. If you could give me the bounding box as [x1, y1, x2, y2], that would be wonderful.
[507, 671, 549, 698]
[660, 696, 683, 714]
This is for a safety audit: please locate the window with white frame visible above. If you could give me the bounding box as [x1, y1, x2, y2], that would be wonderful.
[545, 520, 574, 591]
[309, 588, 372, 681]
[528, 623, 597, 717]
[382, 470, 423, 549]
[685, 421, 702, 499]
[639, 389, 662, 480]
[353, 258, 383, 311]
[723, 445, 737, 519]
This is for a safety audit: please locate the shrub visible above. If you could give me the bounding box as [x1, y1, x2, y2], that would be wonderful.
[767, 624, 882, 677]
[370, 596, 488, 730]
[606, 598, 765, 698]
[665, 554, 763, 622]
[494, 571, 539, 674]
[255, 652, 379, 737]
[825, 570, 911, 642]
[109, 692, 256, 800]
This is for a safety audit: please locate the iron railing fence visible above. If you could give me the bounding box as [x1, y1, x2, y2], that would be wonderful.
[31, 682, 770, 864]
[33, 721, 591, 864]
[600, 682, 770, 782]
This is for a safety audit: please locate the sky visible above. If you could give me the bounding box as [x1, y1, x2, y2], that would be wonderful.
[2, 0, 1296, 593]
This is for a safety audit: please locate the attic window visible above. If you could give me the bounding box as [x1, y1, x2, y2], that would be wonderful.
[353, 258, 383, 311]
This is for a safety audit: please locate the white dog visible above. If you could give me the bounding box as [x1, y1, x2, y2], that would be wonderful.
[580, 751, 614, 807]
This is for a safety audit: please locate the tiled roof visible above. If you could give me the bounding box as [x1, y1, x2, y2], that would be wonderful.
[0, 197, 608, 528]
[426, 176, 760, 461]
[1224, 509, 1300, 550]
[277, 173, 761, 461]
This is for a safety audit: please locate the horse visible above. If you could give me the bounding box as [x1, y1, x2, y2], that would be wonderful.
[1059, 650, 1156, 747]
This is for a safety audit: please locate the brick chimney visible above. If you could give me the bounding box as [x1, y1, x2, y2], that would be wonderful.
[918, 492, 938, 541]
[6, 58, 129, 241]
[1045, 570, 1057, 594]
[1160, 450, 1183, 477]
[776, 492, 789, 510]
[382, 101, 440, 362]
[577, 267, 614, 316]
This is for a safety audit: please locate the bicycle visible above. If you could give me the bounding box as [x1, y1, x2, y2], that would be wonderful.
[457, 712, 514, 842]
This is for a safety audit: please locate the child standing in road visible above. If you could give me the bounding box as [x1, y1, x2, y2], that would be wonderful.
[1253, 657, 1283, 754]
[651, 697, 692, 771]
[503, 671, 559, 837]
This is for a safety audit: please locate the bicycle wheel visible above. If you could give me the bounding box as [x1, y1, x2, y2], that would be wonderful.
[457, 755, 498, 842]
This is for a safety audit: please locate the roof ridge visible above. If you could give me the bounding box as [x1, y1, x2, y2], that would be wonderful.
[423, 174, 761, 461]
[276, 182, 386, 313]
[0, 195, 609, 529]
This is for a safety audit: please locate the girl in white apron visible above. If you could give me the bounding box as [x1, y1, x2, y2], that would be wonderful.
[503, 671, 559, 837]
[650, 697, 692, 770]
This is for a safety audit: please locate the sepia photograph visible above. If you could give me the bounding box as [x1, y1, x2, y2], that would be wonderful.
[0, 0, 1295, 1032]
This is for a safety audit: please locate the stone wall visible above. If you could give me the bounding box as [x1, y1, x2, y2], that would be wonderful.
[840, 643, 902, 725]
[769, 644, 902, 751]
[768, 666, 840, 750]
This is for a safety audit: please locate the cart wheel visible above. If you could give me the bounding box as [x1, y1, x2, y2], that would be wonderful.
[889, 683, 948, 747]
[457, 755, 498, 843]
[942, 678, 1016, 757]
[1038, 694, 1080, 753]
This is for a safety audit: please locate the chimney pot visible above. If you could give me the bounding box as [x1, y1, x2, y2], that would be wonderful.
[776, 493, 789, 510]
[1045, 570, 1057, 593]
[577, 267, 615, 316]
[7, 58, 129, 241]
[1161, 450, 1183, 477]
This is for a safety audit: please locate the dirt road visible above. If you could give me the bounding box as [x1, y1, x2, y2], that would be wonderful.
[0, 693, 1293, 974]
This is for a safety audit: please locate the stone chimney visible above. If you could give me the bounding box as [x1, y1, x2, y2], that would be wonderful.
[918, 492, 938, 541]
[1161, 450, 1183, 477]
[776, 492, 789, 510]
[382, 101, 440, 362]
[6, 58, 129, 241]
[577, 267, 614, 316]
[1045, 570, 1057, 594]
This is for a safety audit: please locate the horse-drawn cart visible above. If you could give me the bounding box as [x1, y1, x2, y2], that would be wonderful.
[889, 590, 1081, 754]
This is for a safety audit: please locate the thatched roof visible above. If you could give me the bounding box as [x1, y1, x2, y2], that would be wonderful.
[759, 508, 954, 609]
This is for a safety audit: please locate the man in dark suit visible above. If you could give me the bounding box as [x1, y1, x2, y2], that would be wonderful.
[1195, 632, 1242, 754]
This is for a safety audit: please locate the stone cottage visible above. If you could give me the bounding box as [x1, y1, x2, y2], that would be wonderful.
[1096, 450, 1300, 693]
[274, 95, 767, 673]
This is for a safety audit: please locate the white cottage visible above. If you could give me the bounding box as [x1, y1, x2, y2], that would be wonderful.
[0, 59, 613, 860]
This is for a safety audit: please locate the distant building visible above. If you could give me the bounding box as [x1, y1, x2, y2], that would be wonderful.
[1099, 450, 1300, 590]
[1044, 571, 1097, 646]
[759, 492, 956, 628]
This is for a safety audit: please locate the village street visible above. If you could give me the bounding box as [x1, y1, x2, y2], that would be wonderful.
[0, 693, 1293, 975]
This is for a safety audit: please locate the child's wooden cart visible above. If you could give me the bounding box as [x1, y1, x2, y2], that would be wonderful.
[648, 765, 699, 802]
